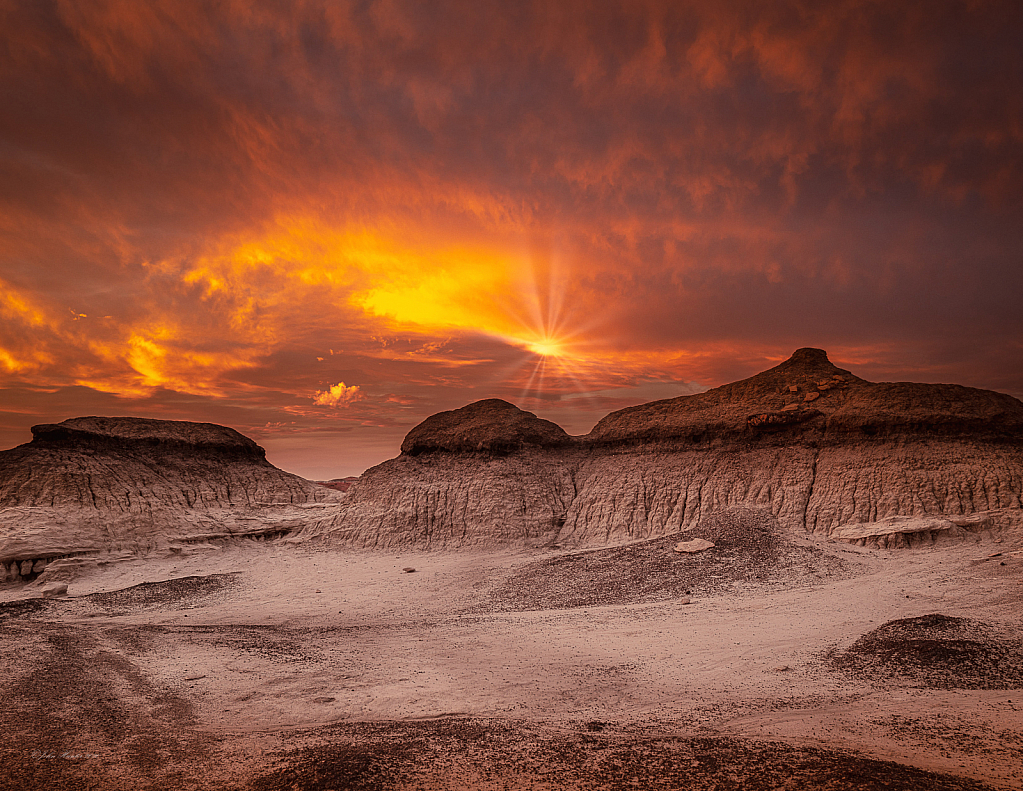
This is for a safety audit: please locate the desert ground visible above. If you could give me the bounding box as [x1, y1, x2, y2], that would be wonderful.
[1, 524, 1021, 790]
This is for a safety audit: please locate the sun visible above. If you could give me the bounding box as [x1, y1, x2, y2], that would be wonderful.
[526, 338, 565, 358]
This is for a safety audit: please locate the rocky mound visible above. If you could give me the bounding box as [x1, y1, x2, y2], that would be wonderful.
[0, 417, 340, 581]
[588, 347, 1023, 445]
[0, 573, 241, 619]
[830, 614, 1023, 689]
[475, 508, 844, 612]
[302, 349, 1023, 551]
[400, 399, 572, 455]
[557, 349, 1023, 546]
[680, 507, 781, 556]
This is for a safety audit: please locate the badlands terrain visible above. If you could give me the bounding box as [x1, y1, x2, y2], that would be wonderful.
[0, 349, 1021, 790]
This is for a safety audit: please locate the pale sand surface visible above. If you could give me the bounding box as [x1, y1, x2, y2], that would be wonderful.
[1, 533, 1021, 789]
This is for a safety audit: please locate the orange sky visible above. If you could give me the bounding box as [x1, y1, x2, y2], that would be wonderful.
[2, 0, 1022, 477]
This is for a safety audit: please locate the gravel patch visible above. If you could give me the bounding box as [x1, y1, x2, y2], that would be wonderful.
[249, 717, 998, 791]
[830, 614, 1023, 690]
[0, 573, 241, 621]
[477, 508, 847, 612]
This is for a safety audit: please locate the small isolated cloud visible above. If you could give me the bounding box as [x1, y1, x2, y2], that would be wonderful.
[384, 393, 417, 405]
[312, 381, 362, 407]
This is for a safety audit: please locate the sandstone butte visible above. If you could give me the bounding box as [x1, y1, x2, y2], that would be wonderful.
[2, 348, 1023, 581]
[298, 348, 1023, 550]
[0, 416, 341, 582]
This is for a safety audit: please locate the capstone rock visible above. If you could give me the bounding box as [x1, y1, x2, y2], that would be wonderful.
[674, 538, 715, 553]
[400, 399, 571, 455]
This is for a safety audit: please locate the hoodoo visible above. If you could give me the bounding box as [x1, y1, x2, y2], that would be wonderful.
[0, 417, 340, 582]
[303, 349, 1023, 549]
[303, 400, 580, 549]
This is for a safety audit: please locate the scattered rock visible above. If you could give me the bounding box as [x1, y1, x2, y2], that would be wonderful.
[781, 403, 800, 411]
[788, 385, 799, 393]
[674, 538, 715, 554]
[804, 392, 820, 402]
[773, 665, 791, 672]
[41, 583, 68, 598]
[402, 567, 416, 573]
[829, 515, 975, 549]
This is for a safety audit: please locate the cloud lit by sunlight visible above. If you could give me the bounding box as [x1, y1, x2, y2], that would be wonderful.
[313, 381, 362, 407]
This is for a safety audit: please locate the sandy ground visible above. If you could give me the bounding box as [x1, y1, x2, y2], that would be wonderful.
[0, 530, 1021, 790]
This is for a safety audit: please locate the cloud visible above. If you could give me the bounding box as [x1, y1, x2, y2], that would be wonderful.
[312, 382, 362, 408]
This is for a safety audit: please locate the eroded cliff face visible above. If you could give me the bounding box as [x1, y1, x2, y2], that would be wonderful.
[302, 450, 580, 549]
[0, 417, 341, 576]
[305, 349, 1023, 550]
[555, 438, 1023, 547]
[300, 402, 580, 549]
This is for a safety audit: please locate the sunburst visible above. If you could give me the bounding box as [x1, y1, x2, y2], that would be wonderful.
[525, 338, 565, 358]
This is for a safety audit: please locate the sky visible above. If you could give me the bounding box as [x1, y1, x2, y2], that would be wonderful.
[1, 0, 1022, 478]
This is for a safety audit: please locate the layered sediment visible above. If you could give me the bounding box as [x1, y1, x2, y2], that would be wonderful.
[5, 351, 1021, 561]
[302, 349, 1023, 549]
[0, 417, 340, 579]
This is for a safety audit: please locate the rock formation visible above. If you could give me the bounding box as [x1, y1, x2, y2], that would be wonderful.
[302, 401, 580, 549]
[5, 351, 1021, 563]
[400, 398, 572, 455]
[313, 477, 360, 492]
[0, 417, 341, 581]
[301, 348, 1023, 549]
